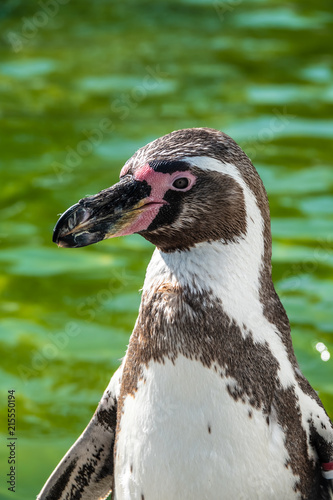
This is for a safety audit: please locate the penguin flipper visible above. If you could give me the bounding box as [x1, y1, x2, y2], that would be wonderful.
[309, 416, 333, 499]
[303, 382, 333, 499]
[37, 364, 123, 500]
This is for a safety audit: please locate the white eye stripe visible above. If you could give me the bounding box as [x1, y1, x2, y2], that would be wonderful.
[183, 156, 241, 182]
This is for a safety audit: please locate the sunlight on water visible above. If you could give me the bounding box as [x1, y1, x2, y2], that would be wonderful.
[316, 342, 331, 362]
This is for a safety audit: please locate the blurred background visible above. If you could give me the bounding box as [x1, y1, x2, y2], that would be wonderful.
[0, 0, 332, 498]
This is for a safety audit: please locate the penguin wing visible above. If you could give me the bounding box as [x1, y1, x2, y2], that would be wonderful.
[37, 364, 123, 500]
[308, 405, 333, 498]
[300, 376, 333, 497]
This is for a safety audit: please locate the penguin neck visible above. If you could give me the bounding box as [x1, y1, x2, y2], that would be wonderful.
[138, 215, 296, 387]
[143, 234, 268, 326]
[140, 236, 294, 372]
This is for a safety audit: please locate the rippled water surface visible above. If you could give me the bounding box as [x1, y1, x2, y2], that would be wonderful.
[0, 0, 332, 498]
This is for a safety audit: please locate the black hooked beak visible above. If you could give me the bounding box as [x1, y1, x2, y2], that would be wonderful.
[53, 176, 151, 248]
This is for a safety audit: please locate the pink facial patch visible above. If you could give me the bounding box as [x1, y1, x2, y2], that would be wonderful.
[134, 164, 172, 201]
[113, 163, 196, 237]
[114, 203, 165, 237]
[134, 163, 196, 199]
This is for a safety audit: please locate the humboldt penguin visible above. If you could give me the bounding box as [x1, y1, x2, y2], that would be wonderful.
[38, 128, 333, 500]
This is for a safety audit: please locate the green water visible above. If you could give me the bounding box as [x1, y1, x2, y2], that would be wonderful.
[0, 0, 332, 498]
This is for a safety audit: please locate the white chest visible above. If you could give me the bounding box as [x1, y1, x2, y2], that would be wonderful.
[114, 356, 299, 500]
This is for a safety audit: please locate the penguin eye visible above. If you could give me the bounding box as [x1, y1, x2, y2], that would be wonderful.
[172, 177, 189, 189]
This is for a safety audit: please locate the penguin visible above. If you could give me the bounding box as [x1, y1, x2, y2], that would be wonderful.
[38, 128, 333, 500]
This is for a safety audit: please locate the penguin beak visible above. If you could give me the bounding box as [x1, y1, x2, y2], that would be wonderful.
[53, 176, 154, 248]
